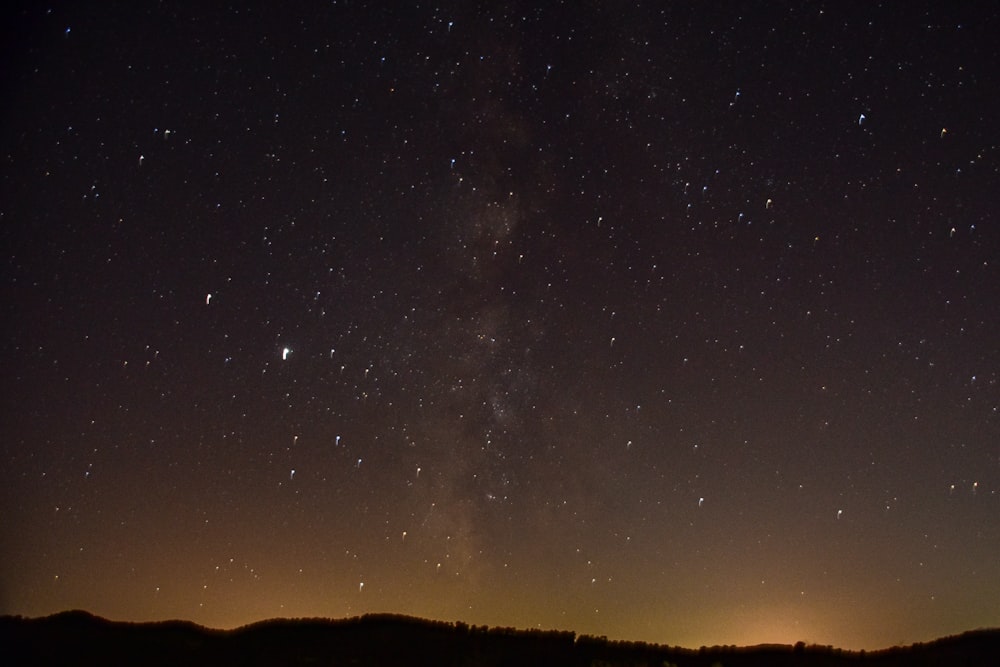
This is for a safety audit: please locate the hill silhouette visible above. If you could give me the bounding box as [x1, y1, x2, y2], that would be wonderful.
[1, 610, 997, 666]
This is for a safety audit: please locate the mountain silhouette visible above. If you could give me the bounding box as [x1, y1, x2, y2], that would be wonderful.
[1, 610, 997, 666]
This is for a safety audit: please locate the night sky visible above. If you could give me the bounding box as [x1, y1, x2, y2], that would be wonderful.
[2, 1, 998, 651]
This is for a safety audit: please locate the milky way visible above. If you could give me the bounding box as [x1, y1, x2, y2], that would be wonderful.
[2, 1, 998, 650]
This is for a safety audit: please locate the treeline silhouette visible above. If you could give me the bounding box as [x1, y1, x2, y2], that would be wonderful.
[1, 610, 997, 666]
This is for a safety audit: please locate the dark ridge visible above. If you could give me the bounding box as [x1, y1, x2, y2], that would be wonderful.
[1, 612, 997, 666]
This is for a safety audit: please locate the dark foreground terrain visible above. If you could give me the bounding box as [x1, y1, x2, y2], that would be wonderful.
[1, 611, 997, 667]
